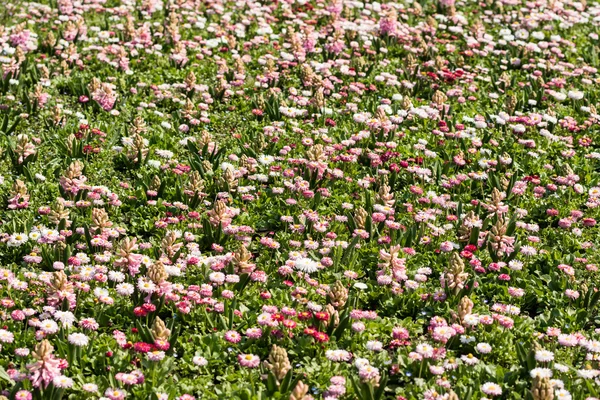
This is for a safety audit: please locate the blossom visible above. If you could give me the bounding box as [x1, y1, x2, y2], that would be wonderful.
[577, 369, 600, 379]
[293, 257, 320, 274]
[568, 91, 584, 100]
[415, 343, 434, 358]
[461, 354, 479, 366]
[116, 283, 135, 296]
[555, 389, 572, 400]
[535, 350, 554, 362]
[15, 348, 30, 357]
[148, 351, 166, 361]
[476, 343, 492, 354]
[224, 330, 241, 343]
[238, 354, 260, 368]
[82, 383, 99, 392]
[67, 333, 89, 347]
[27, 340, 61, 388]
[7, 233, 28, 247]
[0, 0, 598, 397]
[530, 368, 553, 379]
[105, 388, 127, 400]
[0, 329, 14, 343]
[39, 320, 59, 335]
[53, 375, 74, 388]
[15, 391, 33, 400]
[326, 350, 352, 362]
[481, 382, 502, 396]
[193, 356, 208, 367]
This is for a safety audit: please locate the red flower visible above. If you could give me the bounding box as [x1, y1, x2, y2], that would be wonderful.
[133, 307, 147, 317]
[298, 311, 312, 321]
[460, 250, 473, 259]
[91, 128, 106, 137]
[67, 256, 81, 266]
[82, 145, 94, 154]
[282, 319, 297, 329]
[464, 244, 477, 252]
[313, 331, 329, 343]
[271, 313, 284, 322]
[133, 342, 153, 353]
[142, 303, 156, 313]
[583, 218, 596, 227]
[314, 312, 329, 321]
[303, 327, 317, 336]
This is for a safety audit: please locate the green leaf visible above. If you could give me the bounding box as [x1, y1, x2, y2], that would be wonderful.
[0, 365, 14, 385]
[588, 290, 600, 310]
[266, 371, 278, 395]
[279, 369, 294, 393]
[333, 314, 350, 341]
[374, 372, 388, 400]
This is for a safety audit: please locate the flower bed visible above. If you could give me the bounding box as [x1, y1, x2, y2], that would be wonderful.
[0, 0, 599, 398]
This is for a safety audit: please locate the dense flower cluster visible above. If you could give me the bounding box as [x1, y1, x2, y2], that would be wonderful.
[0, 0, 600, 398]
